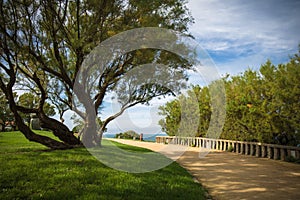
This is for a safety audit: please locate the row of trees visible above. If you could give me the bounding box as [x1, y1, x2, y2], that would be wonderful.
[0, 0, 194, 149]
[159, 50, 300, 146]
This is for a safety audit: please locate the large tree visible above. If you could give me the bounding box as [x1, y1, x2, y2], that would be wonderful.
[159, 85, 213, 137]
[0, 0, 194, 148]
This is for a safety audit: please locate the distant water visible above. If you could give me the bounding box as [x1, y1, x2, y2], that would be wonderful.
[103, 134, 117, 139]
[142, 133, 168, 142]
[103, 133, 168, 142]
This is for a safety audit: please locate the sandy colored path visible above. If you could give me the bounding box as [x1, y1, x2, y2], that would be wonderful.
[108, 139, 300, 200]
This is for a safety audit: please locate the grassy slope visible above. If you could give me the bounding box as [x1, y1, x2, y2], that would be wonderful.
[0, 131, 206, 200]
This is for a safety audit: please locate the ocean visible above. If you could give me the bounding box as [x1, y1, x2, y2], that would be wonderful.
[103, 133, 168, 142]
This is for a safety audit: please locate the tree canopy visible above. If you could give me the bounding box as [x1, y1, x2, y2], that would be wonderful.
[159, 50, 300, 146]
[0, 0, 194, 148]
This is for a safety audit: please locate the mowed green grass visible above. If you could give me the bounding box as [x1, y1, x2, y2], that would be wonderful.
[0, 131, 206, 200]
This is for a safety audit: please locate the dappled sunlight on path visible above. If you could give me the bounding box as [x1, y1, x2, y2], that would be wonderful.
[179, 150, 300, 200]
[108, 139, 300, 200]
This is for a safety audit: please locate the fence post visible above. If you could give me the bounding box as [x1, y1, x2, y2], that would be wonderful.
[240, 143, 244, 154]
[273, 147, 279, 160]
[236, 142, 240, 153]
[245, 143, 249, 155]
[267, 146, 272, 159]
[250, 143, 255, 156]
[280, 148, 286, 161]
[261, 145, 267, 158]
[256, 144, 261, 157]
[213, 140, 216, 150]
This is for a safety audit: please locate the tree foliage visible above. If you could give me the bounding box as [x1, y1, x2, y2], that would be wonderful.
[0, 0, 193, 148]
[18, 93, 56, 122]
[115, 130, 140, 140]
[159, 50, 300, 146]
[159, 86, 211, 137]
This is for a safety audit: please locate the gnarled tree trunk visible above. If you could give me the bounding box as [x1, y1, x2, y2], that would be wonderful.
[38, 113, 82, 146]
[4, 85, 72, 150]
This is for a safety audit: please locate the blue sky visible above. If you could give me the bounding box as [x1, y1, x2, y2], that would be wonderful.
[64, 0, 300, 135]
[188, 0, 300, 75]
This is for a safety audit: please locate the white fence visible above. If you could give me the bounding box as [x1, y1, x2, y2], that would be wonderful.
[156, 136, 300, 161]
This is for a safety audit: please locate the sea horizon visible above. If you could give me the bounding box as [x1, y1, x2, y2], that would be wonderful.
[103, 133, 168, 142]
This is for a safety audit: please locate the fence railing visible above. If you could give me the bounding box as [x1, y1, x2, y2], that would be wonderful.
[156, 136, 300, 161]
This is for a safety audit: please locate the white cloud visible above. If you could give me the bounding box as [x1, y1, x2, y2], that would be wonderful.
[100, 95, 175, 134]
[187, 0, 300, 76]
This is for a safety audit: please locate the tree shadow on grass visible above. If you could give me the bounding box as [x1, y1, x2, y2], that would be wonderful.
[0, 145, 206, 200]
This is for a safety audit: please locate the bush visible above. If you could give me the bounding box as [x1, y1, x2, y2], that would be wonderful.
[115, 130, 140, 140]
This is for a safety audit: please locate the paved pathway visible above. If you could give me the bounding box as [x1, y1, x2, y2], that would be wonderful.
[108, 139, 300, 200]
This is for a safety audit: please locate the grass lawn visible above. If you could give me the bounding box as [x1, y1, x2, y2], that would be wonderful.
[0, 131, 206, 200]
